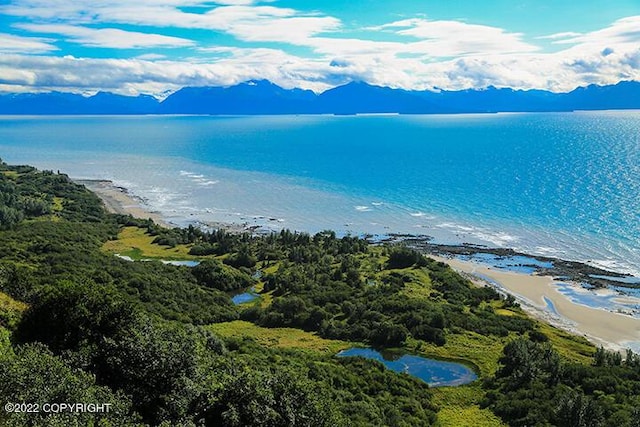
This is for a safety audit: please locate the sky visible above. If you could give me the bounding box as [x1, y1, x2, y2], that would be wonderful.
[0, 0, 639, 97]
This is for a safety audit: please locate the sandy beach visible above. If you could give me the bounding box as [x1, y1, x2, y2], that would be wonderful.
[76, 179, 173, 228]
[433, 255, 640, 351]
[77, 179, 255, 234]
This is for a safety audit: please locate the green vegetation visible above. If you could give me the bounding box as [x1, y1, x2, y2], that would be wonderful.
[1, 159, 639, 426]
[432, 386, 507, 427]
[102, 226, 197, 260]
[482, 338, 640, 427]
[0, 291, 27, 330]
[209, 320, 351, 354]
[192, 258, 255, 291]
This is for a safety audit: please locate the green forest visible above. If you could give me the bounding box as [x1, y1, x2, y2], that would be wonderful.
[1, 159, 639, 427]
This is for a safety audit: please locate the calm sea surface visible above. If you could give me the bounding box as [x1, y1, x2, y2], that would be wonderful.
[1, 112, 639, 275]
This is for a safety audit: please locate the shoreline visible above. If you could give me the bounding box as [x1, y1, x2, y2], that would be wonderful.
[77, 178, 255, 234]
[430, 255, 640, 352]
[76, 179, 173, 229]
[81, 178, 640, 352]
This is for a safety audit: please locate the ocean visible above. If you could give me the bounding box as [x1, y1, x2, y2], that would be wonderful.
[1, 112, 639, 276]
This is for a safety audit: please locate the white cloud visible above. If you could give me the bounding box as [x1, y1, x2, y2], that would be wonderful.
[3, 1, 340, 44]
[0, 32, 57, 53]
[544, 16, 640, 46]
[0, 66, 38, 86]
[15, 24, 195, 48]
[376, 18, 539, 56]
[302, 18, 541, 77]
[224, 15, 340, 43]
[537, 31, 582, 40]
[0, 51, 336, 96]
[535, 16, 640, 87]
[136, 53, 168, 60]
[310, 37, 402, 57]
[213, 0, 274, 4]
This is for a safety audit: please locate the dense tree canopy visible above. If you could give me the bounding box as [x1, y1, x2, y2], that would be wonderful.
[482, 337, 640, 427]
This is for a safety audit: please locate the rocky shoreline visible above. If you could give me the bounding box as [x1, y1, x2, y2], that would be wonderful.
[380, 233, 639, 291]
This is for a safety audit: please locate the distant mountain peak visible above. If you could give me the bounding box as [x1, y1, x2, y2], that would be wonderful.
[0, 80, 638, 115]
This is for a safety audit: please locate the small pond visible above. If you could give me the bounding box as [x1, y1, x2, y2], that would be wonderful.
[161, 260, 200, 267]
[337, 348, 477, 387]
[231, 287, 259, 305]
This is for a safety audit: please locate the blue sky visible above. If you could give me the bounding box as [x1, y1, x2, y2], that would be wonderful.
[0, 0, 639, 96]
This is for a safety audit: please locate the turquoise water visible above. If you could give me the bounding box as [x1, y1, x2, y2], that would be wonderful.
[337, 347, 477, 387]
[1, 112, 639, 275]
[553, 283, 640, 317]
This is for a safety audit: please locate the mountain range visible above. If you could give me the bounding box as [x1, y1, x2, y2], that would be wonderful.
[1, 80, 639, 115]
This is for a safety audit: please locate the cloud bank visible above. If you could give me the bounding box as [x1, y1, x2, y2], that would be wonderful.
[0, 0, 638, 96]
